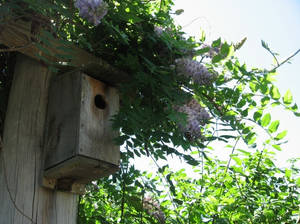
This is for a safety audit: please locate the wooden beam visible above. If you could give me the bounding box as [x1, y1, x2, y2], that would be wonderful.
[0, 54, 77, 224]
[0, 19, 128, 85]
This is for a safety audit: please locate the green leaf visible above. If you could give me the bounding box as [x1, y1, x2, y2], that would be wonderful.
[296, 178, 300, 187]
[184, 155, 199, 166]
[35, 42, 51, 56]
[294, 112, 300, 117]
[249, 82, 258, 92]
[114, 135, 129, 145]
[212, 54, 223, 63]
[272, 144, 282, 151]
[283, 89, 293, 105]
[259, 81, 269, 94]
[212, 38, 221, 47]
[220, 43, 230, 56]
[200, 30, 206, 42]
[261, 40, 270, 51]
[195, 47, 210, 55]
[263, 209, 274, 218]
[268, 120, 280, 133]
[275, 130, 288, 140]
[253, 111, 262, 121]
[248, 136, 256, 145]
[173, 199, 183, 205]
[285, 168, 292, 179]
[237, 149, 251, 156]
[261, 96, 270, 106]
[234, 37, 247, 50]
[174, 9, 184, 15]
[289, 103, 298, 112]
[241, 108, 248, 116]
[271, 102, 281, 107]
[237, 99, 246, 108]
[261, 113, 271, 127]
[232, 156, 242, 165]
[270, 86, 281, 100]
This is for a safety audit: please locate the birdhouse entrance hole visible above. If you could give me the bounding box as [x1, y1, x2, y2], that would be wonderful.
[94, 94, 106, 109]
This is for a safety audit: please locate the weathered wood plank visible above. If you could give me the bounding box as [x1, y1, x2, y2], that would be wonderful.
[79, 74, 120, 165]
[0, 19, 128, 85]
[44, 72, 119, 186]
[0, 54, 78, 224]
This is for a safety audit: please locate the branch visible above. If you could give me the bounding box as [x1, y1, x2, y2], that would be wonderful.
[261, 40, 279, 67]
[0, 42, 33, 53]
[217, 137, 240, 199]
[120, 169, 126, 223]
[267, 48, 279, 67]
[224, 137, 240, 174]
[269, 48, 300, 72]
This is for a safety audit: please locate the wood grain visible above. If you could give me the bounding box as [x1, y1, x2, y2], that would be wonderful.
[44, 72, 119, 186]
[0, 54, 78, 224]
[0, 19, 128, 86]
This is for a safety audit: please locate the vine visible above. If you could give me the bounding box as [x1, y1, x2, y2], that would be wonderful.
[0, 0, 300, 223]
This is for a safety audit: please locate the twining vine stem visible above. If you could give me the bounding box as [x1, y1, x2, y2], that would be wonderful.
[0, 137, 37, 224]
[0, 42, 33, 53]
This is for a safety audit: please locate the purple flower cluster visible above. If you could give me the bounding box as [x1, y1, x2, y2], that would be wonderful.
[175, 58, 216, 86]
[201, 44, 221, 58]
[177, 99, 210, 140]
[154, 26, 164, 36]
[143, 196, 165, 224]
[75, 0, 108, 25]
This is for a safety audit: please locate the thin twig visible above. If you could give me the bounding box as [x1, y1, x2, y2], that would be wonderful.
[224, 137, 240, 174]
[265, 47, 280, 67]
[140, 192, 144, 224]
[217, 137, 240, 199]
[182, 16, 205, 29]
[120, 165, 126, 223]
[269, 48, 300, 72]
[148, 153, 184, 224]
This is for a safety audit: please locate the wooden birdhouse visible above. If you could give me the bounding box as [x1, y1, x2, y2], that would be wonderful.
[43, 71, 120, 193]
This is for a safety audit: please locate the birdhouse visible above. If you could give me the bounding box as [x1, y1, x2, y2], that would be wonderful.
[43, 71, 120, 193]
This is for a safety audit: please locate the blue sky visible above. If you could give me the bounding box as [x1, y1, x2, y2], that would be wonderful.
[172, 0, 300, 166]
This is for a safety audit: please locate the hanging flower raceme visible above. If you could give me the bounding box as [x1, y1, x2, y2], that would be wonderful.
[143, 196, 165, 224]
[154, 26, 164, 36]
[200, 43, 221, 58]
[176, 99, 210, 140]
[175, 58, 217, 86]
[75, 0, 108, 25]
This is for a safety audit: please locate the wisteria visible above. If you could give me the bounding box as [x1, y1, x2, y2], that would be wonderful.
[200, 43, 221, 58]
[175, 58, 217, 86]
[154, 26, 164, 36]
[176, 99, 210, 140]
[143, 196, 165, 224]
[75, 0, 108, 25]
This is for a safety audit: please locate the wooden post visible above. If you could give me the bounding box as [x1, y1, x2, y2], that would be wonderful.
[0, 55, 78, 224]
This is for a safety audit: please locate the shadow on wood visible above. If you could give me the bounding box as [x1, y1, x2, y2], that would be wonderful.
[0, 54, 78, 224]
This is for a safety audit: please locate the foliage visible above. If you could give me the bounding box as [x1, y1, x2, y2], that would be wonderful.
[79, 152, 300, 223]
[0, 0, 300, 223]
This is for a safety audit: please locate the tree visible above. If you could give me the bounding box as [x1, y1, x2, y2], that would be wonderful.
[0, 0, 300, 223]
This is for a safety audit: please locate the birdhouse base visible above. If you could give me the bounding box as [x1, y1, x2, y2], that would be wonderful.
[42, 155, 118, 194]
